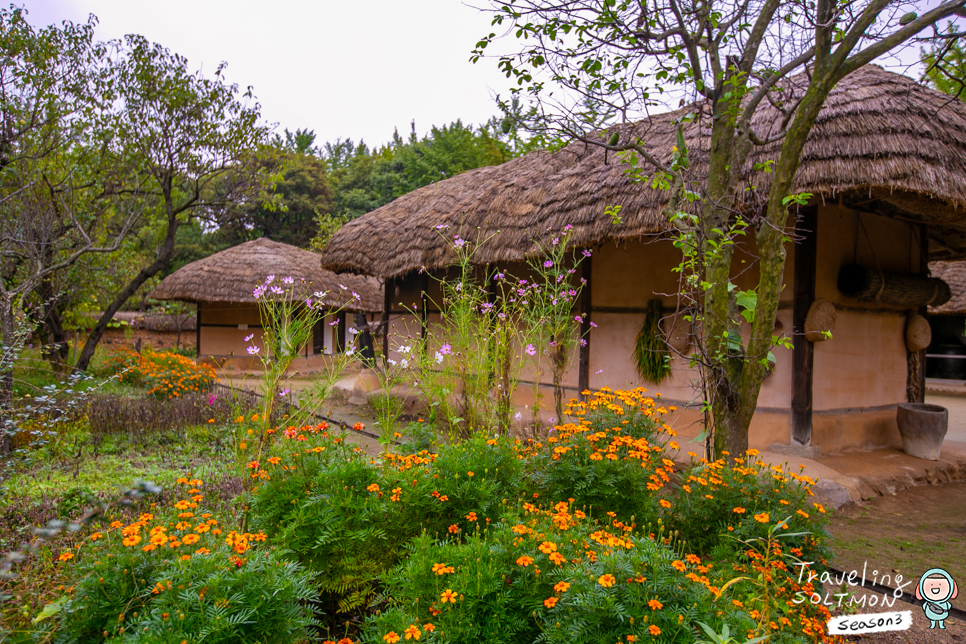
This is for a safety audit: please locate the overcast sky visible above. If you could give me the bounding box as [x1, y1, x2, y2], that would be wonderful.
[23, 0, 518, 148]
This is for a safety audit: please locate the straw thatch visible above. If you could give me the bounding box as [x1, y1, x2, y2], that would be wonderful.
[151, 238, 382, 312]
[321, 65, 966, 279]
[928, 260, 966, 314]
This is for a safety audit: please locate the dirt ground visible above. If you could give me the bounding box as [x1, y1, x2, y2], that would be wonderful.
[828, 482, 966, 612]
[827, 481, 966, 642]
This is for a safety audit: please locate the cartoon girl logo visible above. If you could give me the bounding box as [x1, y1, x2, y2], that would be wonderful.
[916, 568, 959, 629]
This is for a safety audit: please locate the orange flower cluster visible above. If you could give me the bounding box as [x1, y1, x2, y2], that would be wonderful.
[64, 479, 266, 566]
[103, 347, 216, 399]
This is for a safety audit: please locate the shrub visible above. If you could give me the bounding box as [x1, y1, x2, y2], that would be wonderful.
[53, 478, 316, 644]
[244, 388, 836, 643]
[661, 450, 830, 562]
[360, 504, 750, 644]
[98, 347, 216, 399]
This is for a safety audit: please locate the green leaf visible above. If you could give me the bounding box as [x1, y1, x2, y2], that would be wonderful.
[33, 595, 68, 623]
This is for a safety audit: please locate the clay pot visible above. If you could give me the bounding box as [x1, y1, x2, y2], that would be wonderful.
[804, 299, 836, 342]
[896, 403, 948, 461]
[904, 312, 932, 352]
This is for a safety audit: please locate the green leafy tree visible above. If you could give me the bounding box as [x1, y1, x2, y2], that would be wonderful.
[74, 34, 270, 372]
[923, 25, 966, 99]
[0, 8, 142, 418]
[215, 145, 334, 248]
[474, 0, 966, 458]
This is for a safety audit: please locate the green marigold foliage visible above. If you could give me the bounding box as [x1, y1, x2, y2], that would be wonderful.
[53, 480, 316, 644]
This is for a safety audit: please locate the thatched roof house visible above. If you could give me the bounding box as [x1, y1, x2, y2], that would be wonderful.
[319, 65, 966, 456]
[152, 238, 382, 368]
[324, 65, 966, 278]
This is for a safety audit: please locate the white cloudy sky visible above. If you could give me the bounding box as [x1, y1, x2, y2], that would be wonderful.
[22, 1, 943, 149]
[23, 0, 518, 147]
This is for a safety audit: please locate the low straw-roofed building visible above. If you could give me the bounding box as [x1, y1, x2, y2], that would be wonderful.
[152, 238, 382, 369]
[321, 65, 966, 455]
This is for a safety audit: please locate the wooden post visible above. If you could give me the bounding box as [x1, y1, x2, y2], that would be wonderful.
[195, 304, 201, 359]
[578, 254, 593, 398]
[913, 224, 930, 403]
[421, 271, 430, 340]
[337, 313, 347, 353]
[791, 208, 818, 446]
[383, 277, 393, 358]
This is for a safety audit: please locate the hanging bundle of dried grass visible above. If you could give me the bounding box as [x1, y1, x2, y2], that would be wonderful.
[634, 299, 672, 384]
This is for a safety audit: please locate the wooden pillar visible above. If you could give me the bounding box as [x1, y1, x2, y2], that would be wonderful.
[791, 208, 818, 446]
[420, 271, 430, 340]
[195, 304, 201, 359]
[337, 313, 347, 353]
[382, 277, 393, 358]
[911, 224, 930, 403]
[578, 254, 593, 397]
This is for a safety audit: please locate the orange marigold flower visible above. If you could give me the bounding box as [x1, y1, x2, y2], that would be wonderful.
[89, 532, 102, 541]
[182, 534, 200, 545]
[383, 632, 400, 643]
[431, 563, 454, 575]
[516, 556, 535, 567]
[122, 535, 141, 547]
[403, 624, 421, 640]
[648, 625, 661, 636]
[465, 512, 477, 522]
[797, 509, 809, 518]
[57, 552, 74, 562]
[366, 484, 380, 493]
[553, 581, 571, 593]
[754, 512, 770, 523]
[195, 547, 211, 555]
[423, 623, 435, 632]
[598, 574, 616, 588]
[671, 560, 687, 572]
[511, 524, 529, 534]
[549, 552, 567, 565]
[538, 541, 557, 554]
[732, 507, 746, 514]
[440, 589, 457, 603]
[648, 598, 663, 610]
[544, 596, 559, 608]
[448, 524, 460, 534]
[659, 499, 671, 509]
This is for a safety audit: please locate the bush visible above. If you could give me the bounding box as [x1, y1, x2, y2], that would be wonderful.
[52, 478, 316, 644]
[361, 507, 748, 644]
[662, 450, 830, 562]
[242, 388, 836, 643]
[97, 347, 216, 399]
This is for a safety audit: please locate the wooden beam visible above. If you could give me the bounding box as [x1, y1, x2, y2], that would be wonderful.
[578, 254, 592, 397]
[383, 277, 393, 358]
[917, 223, 929, 403]
[791, 208, 818, 446]
[421, 271, 429, 340]
[337, 313, 347, 353]
[195, 304, 201, 359]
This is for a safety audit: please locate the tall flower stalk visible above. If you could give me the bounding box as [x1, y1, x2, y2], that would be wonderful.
[243, 274, 359, 465]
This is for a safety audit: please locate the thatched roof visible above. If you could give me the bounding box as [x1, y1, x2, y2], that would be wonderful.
[321, 65, 966, 279]
[929, 261, 966, 314]
[151, 238, 382, 312]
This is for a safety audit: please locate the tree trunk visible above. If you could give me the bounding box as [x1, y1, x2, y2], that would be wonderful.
[0, 298, 18, 454]
[75, 204, 183, 372]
